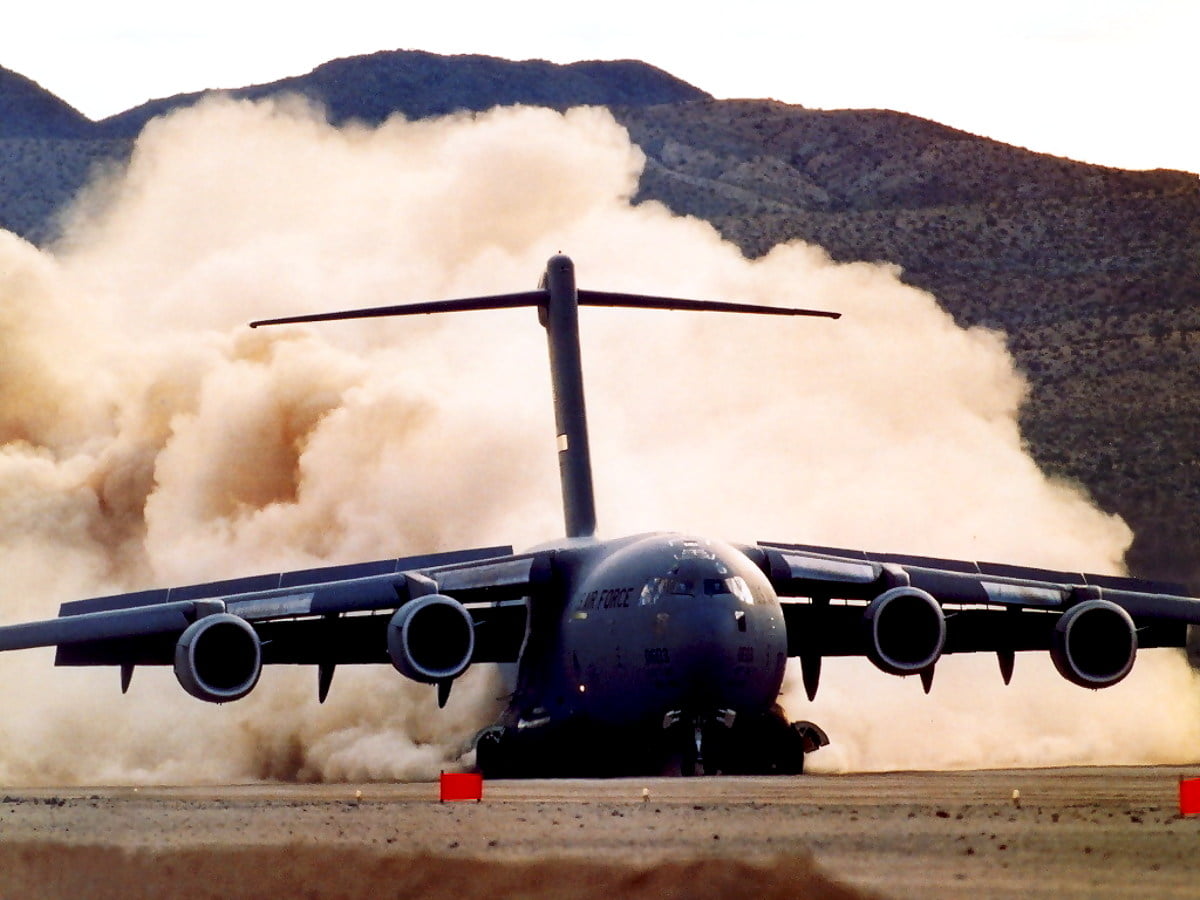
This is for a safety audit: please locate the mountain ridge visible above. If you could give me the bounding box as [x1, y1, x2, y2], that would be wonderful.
[0, 65, 93, 138]
[95, 51, 712, 136]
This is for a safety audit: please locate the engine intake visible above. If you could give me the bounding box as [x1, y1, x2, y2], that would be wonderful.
[864, 587, 946, 676]
[388, 594, 475, 684]
[1051, 599, 1136, 688]
[174, 613, 262, 703]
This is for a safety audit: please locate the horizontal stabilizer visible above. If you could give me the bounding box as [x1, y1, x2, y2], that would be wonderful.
[578, 290, 840, 319]
[250, 292, 545, 328]
[249, 288, 840, 330]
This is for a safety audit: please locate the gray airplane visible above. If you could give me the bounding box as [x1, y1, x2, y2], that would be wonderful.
[3, 254, 1200, 777]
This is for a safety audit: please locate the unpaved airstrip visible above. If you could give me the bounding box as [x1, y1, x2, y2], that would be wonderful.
[0, 767, 1196, 899]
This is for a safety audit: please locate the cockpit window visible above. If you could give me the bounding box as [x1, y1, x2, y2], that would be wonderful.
[727, 576, 756, 605]
[641, 575, 755, 605]
[703, 576, 757, 604]
[638, 576, 695, 605]
[638, 578, 662, 606]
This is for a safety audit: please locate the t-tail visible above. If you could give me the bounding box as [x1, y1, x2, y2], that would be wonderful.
[251, 254, 840, 539]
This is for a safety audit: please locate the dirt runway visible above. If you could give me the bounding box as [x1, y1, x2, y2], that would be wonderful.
[1, 767, 1196, 899]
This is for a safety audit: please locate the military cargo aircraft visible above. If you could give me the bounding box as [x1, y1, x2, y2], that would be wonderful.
[3, 254, 1200, 776]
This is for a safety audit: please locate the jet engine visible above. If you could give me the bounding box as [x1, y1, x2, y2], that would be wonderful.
[387, 594, 475, 684]
[174, 613, 263, 703]
[863, 587, 946, 676]
[1050, 599, 1137, 688]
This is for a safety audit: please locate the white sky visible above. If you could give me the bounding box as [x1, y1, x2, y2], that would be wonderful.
[3, 0, 1197, 173]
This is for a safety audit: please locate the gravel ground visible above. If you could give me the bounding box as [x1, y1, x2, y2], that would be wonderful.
[0, 767, 1196, 899]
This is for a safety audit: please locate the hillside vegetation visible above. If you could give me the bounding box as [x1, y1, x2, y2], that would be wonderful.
[2, 53, 1198, 584]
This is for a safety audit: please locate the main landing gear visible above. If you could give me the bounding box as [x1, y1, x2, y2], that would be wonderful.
[664, 705, 829, 776]
[472, 706, 829, 778]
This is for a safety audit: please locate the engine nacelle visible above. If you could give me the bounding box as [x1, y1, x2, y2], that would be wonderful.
[1050, 599, 1137, 688]
[863, 587, 946, 676]
[387, 594, 475, 684]
[174, 613, 262, 703]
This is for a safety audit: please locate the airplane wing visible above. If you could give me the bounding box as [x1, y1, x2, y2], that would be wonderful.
[749, 540, 1200, 699]
[0, 545, 543, 705]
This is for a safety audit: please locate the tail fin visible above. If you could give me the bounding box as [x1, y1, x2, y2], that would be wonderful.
[252, 255, 839, 539]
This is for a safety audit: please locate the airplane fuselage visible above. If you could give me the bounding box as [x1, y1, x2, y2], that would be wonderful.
[482, 533, 792, 774]
[562, 534, 786, 724]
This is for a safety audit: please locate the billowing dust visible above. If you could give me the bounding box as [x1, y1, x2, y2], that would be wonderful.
[0, 97, 1196, 784]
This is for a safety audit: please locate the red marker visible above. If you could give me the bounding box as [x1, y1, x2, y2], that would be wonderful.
[440, 772, 483, 802]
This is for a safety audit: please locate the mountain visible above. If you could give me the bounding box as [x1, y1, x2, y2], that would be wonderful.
[96, 51, 711, 136]
[1, 51, 1199, 584]
[0, 66, 93, 138]
[1, 51, 709, 241]
[0, 66, 127, 239]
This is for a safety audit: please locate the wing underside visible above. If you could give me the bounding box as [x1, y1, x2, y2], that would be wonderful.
[752, 540, 1200, 697]
[759, 540, 1199, 657]
[0, 545, 536, 671]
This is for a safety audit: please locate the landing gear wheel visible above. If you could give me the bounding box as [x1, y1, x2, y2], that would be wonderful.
[791, 720, 830, 756]
[716, 708, 828, 774]
[473, 726, 510, 779]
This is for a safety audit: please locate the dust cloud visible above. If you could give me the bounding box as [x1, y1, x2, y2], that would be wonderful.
[0, 96, 1195, 784]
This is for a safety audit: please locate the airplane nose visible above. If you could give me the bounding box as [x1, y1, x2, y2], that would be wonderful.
[665, 599, 741, 703]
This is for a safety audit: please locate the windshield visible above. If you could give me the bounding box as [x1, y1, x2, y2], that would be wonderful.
[639, 575, 755, 605]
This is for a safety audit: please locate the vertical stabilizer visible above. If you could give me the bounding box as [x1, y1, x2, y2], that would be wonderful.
[539, 255, 597, 539]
